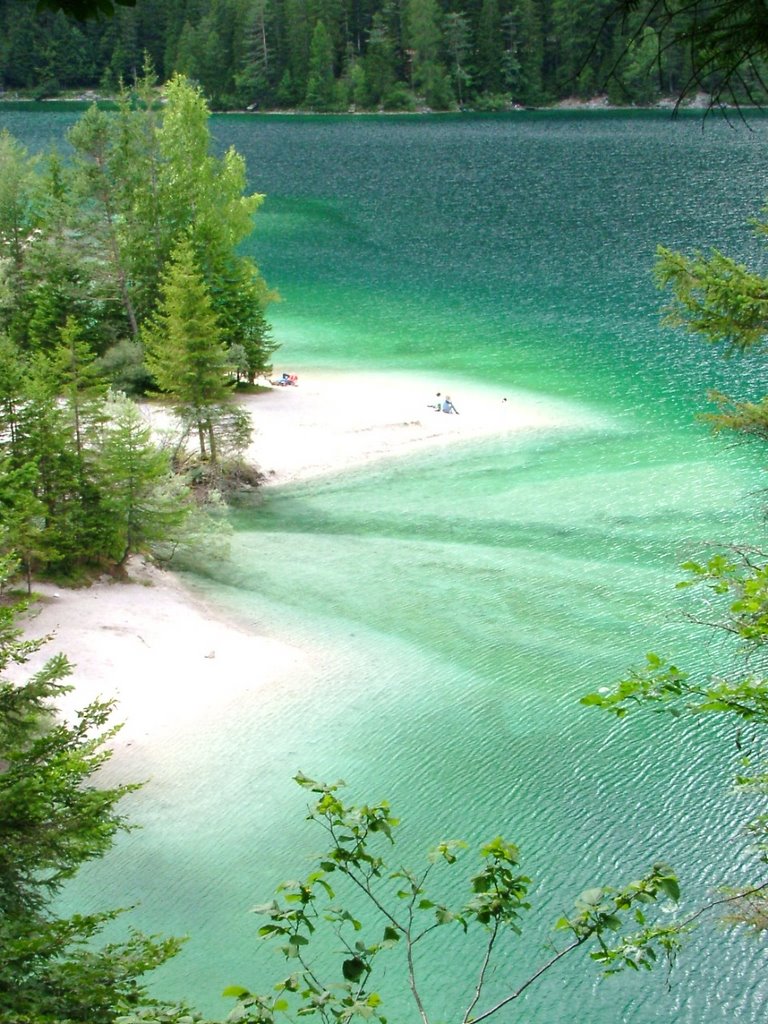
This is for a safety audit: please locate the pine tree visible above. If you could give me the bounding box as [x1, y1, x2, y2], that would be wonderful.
[51, 315, 107, 466]
[144, 235, 231, 464]
[475, 0, 504, 94]
[207, 253, 278, 383]
[0, 460, 46, 592]
[505, 0, 544, 104]
[305, 19, 338, 109]
[10, 354, 86, 573]
[0, 586, 187, 1022]
[67, 104, 142, 339]
[444, 12, 472, 105]
[234, 0, 275, 105]
[405, 0, 452, 107]
[284, 0, 313, 100]
[0, 131, 38, 272]
[97, 391, 190, 566]
[364, 12, 398, 104]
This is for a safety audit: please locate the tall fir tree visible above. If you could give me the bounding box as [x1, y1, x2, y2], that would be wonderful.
[144, 234, 231, 464]
[305, 19, 338, 108]
[0, 590, 188, 1021]
[405, 0, 452, 107]
[475, 0, 504, 93]
[97, 390, 191, 566]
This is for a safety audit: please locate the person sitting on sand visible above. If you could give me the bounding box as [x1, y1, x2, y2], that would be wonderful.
[442, 396, 459, 414]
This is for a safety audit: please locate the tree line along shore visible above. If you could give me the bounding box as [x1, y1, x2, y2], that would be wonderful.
[2, 0, 767, 114]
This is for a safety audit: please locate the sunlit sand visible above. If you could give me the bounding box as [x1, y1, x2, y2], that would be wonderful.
[242, 368, 587, 485]
[14, 368, 598, 766]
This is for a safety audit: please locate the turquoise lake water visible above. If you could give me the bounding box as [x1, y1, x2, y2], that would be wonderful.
[5, 108, 768, 1021]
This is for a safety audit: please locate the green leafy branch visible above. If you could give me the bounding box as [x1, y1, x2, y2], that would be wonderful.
[582, 545, 768, 927]
[224, 775, 681, 1024]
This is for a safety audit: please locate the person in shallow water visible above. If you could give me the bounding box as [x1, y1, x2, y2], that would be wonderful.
[442, 396, 459, 414]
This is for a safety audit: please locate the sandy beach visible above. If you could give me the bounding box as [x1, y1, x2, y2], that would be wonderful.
[238, 368, 578, 485]
[12, 368, 591, 765]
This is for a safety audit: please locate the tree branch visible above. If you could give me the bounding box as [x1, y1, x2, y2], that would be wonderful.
[461, 921, 499, 1024]
[467, 935, 585, 1024]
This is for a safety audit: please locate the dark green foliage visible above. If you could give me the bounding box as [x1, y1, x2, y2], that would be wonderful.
[305, 20, 337, 109]
[0, 70, 276, 379]
[0, 75, 263, 577]
[0, 591, 186, 1023]
[144, 234, 235, 464]
[0, 330, 201, 577]
[97, 339, 154, 395]
[2, 0, 762, 110]
[98, 391, 191, 565]
[605, 0, 768, 108]
[654, 207, 768, 436]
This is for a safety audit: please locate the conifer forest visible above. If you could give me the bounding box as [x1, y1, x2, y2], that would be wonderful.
[2, 0, 767, 112]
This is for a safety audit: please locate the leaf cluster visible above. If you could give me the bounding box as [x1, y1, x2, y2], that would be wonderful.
[655, 244, 768, 355]
[582, 547, 768, 921]
[224, 774, 681, 1024]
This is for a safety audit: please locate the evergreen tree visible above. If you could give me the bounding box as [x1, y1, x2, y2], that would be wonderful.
[5, 0, 761, 108]
[0, 460, 46, 592]
[0, 335, 25, 449]
[234, 0, 275, 105]
[344, 52, 369, 107]
[617, 24, 660, 103]
[97, 390, 190, 566]
[310, 0, 346, 63]
[364, 11, 398, 105]
[11, 354, 93, 574]
[67, 104, 143, 339]
[444, 11, 472, 105]
[305, 19, 338, 109]
[50, 317, 108, 561]
[475, 0, 504, 94]
[284, 0, 313, 99]
[144, 235, 231, 464]
[4, 147, 104, 358]
[505, 0, 544, 104]
[207, 254, 278, 383]
[406, 0, 452, 107]
[0, 587, 188, 1022]
[0, 131, 38, 272]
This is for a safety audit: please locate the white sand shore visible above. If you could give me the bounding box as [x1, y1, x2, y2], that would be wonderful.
[241, 368, 580, 485]
[13, 368, 594, 765]
[16, 561, 308, 757]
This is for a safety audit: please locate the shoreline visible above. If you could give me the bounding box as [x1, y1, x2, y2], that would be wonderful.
[238, 367, 596, 486]
[13, 368, 599, 769]
[0, 94, 720, 115]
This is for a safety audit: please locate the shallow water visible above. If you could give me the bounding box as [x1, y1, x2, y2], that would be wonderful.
[7, 108, 768, 1020]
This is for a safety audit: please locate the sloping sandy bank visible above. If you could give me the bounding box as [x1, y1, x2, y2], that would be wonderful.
[12, 368, 595, 764]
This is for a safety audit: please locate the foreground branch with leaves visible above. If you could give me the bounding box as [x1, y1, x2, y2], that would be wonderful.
[581, 202, 768, 941]
[582, 545, 768, 921]
[224, 774, 682, 1024]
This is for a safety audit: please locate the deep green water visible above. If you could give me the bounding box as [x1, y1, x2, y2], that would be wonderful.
[6, 108, 768, 1021]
